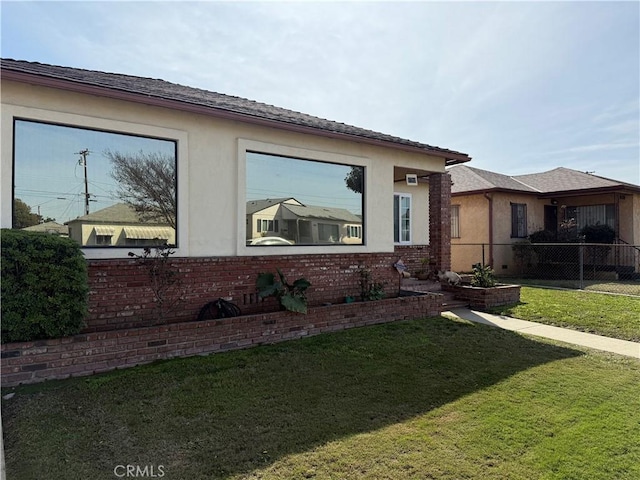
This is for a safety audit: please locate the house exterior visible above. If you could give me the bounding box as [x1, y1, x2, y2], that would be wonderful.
[66, 203, 176, 246]
[1, 59, 471, 328]
[246, 197, 363, 245]
[22, 220, 69, 236]
[448, 165, 640, 275]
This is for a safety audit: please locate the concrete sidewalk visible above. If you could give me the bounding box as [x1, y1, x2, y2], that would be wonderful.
[443, 308, 640, 359]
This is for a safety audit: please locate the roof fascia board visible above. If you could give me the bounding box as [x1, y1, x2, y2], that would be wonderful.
[3, 70, 471, 165]
[453, 185, 640, 198]
[536, 186, 640, 197]
[451, 187, 536, 197]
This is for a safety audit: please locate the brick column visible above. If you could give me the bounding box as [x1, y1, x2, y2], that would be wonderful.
[429, 172, 452, 272]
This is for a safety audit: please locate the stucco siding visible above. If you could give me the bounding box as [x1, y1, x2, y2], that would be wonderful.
[2, 80, 447, 259]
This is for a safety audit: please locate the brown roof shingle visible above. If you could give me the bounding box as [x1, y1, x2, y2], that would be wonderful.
[449, 165, 640, 195]
[1, 58, 471, 164]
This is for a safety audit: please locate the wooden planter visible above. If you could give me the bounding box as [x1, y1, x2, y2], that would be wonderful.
[441, 283, 521, 310]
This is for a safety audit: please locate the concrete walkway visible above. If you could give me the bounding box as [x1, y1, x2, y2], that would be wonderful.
[443, 308, 640, 359]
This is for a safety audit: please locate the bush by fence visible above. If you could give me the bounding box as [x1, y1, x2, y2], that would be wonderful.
[1, 229, 89, 343]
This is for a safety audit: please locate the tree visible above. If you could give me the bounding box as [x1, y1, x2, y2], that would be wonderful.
[345, 166, 364, 194]
[13, 198, 41, 228]
[106, 150, 176, 229]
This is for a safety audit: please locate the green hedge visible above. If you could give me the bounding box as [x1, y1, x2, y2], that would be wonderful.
[1, 229, 89, 343]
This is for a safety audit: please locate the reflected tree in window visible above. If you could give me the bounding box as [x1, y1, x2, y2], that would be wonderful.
[106, 150, 177, 229]
[345, 166, 364, 194]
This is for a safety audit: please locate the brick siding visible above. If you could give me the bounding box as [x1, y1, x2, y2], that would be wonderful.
[85, 252, 410, 332]
[1, 293, 443, 387]
[429, 173, 452, 272]
[441, 283, 521, 309]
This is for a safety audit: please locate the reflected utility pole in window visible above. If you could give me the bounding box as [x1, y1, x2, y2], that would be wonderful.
[76, 149, 91, 215]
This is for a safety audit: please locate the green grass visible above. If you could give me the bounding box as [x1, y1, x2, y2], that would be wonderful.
[3, 316, 639, 480]
[489, 286, 640, 342]
[500, 277, 640, 296]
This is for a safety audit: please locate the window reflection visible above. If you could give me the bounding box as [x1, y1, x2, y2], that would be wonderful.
[246, 152, 364, 246]
[13, 119, 177, 247]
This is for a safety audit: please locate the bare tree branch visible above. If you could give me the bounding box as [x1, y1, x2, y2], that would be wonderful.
[106, 150, 177, 229]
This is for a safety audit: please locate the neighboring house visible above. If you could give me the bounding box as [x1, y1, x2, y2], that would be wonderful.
[1, 58, 471, 324]
[22, 220, 69, 236]
[246, 197, 363, 245]
[65, 203, 175, 247]
[448, 165, 640, 274]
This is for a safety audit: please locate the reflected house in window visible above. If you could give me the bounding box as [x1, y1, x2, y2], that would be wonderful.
[66, 203, 175, 247]
[246, 197, 362, 245]
[22, 221, 69, 237]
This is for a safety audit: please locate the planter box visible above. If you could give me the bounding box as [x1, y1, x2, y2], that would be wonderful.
[441, 283, 521, 310]
[1, 293, 443, 387]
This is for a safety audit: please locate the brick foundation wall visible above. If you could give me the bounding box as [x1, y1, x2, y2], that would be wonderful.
[1, 293, 443, 387]
[394, 245, 432, 275]
[86, 252, 406, 332]
[442, 283, 521, 309]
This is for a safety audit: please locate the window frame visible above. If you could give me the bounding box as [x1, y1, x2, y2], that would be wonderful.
[566, 204, 616, 232]
[393, 192, 412, 245]
[510, 202, 528, 238]
[238, 138, 369, 255]
[347, 225, 362, 239]
[6, 108, 188, 260]
[451, 204, 461, 239]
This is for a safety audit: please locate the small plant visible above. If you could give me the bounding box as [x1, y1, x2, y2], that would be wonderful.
[471, 263, 497, 288]
[256, 268, 311, 314]
[415, 256, 432, 279]
[359, 268, 385, 301]
[129, 243, 185, 321]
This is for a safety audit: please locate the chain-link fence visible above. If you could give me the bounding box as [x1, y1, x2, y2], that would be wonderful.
[452, 242, 640, 296]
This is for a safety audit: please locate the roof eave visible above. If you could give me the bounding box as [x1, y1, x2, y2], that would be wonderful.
[2, 69, 472, 164]
[452, 185, 640, 198]
[451, 187, 535, 197]
[536, 185, 640, 198]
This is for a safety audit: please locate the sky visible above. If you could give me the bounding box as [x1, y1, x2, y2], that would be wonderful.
[2, 0, 639, 186]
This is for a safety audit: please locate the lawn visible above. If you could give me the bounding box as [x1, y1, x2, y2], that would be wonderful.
[501, 277, 640, 297]
[2, 316, 639, 480]
[489, 286, 640, 342]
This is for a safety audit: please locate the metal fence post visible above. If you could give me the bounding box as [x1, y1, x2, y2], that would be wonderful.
[579, 237, 584, 290]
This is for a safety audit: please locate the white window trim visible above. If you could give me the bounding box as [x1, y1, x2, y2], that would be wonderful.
[394, 192, 412, 245]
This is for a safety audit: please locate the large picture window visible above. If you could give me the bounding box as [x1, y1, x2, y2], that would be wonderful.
[565, 204, 615, 232]
[13, 119, 177, 247]
[245, 152, 364, 246]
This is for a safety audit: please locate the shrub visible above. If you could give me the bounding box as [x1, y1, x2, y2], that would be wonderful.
[128, 244, 185, 321]
[256, 268, 311, 314]
[580, 224, 615, 244]
[471, 263, 497, 288]
[528, 229, 557, 243]
[1, 229, 88, 343]
[359, 268, 385, 301]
